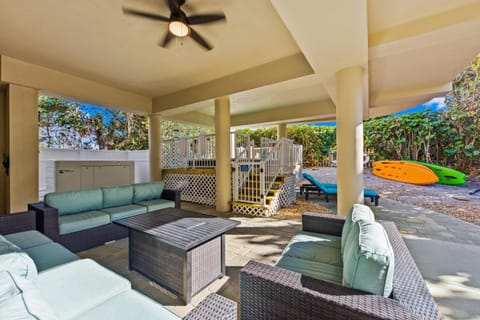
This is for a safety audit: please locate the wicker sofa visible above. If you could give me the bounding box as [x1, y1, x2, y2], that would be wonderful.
[240, 209, 442, 320]
[0, 211, 237, 320]
[29, 182, 181, 252]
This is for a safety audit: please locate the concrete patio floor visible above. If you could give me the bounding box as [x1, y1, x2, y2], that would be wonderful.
[79, 196, 480, 320]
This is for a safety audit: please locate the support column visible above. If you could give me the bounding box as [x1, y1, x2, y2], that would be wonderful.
[148, 114, 162, 181]
[6, 84, 39, 213]
[277, 123, 287, 139]
[215, 96, 231, 212]
[335, 66, 364, 216]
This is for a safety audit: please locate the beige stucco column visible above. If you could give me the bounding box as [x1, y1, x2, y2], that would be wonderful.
[215, 96, 231, 212]
[148, 114, 162, 181]
[6, 84, 39, 213]
[335, 66, 364, 216]
[277, 123, 287, 139]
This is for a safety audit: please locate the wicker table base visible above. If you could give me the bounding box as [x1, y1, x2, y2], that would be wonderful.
[115, 208, 239, 304]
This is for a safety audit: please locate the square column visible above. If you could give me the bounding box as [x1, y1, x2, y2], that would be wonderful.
[6, 84, 39, 213]
[215, 97, 231, 212]
[277, 123, 287, 139]
[336, 66, 364, 216]
[149, 114, 162, 181]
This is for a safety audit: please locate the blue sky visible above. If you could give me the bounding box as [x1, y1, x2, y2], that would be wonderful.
[309, 97, 447, 127]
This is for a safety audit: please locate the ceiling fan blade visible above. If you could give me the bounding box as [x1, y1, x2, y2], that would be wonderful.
[166, 0, 182, 15]
[159, 32, 174, 48]
[188, 13, 226, 25]
[189, 27, 212, 50]
[122, 8, 170, 22]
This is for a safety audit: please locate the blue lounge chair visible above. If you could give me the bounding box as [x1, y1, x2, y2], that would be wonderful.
[301, 172, 379, 206]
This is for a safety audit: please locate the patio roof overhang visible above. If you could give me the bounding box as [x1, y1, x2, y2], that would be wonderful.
[1, 0, 480, 213]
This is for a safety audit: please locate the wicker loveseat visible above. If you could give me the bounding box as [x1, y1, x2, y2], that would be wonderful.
[29, 182, 181, 252]
[240, 210, 442, 320]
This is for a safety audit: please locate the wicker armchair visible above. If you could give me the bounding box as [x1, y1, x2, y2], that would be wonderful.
[240, 212, 442, 320]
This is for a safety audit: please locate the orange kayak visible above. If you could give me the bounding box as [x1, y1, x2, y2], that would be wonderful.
[372, 161, 439, 185]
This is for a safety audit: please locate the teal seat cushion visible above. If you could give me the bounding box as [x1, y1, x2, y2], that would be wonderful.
[45, 188, 103, 216]
[58, 211, 111, 235]
[343, 219, 395, 297]
[341, 204, 375, 257]
[276, 255, 343, 285]
[5, 231, 53, 250]
[74, 290, 181, 320]
[135, 199, 175, 212]
[0, 235, 22, 255]
[0, 252, 38, 279]
[0, 271, 58, 320]
[133, 181, 165, 203]
[281, 231, 342, 267]
[37, 259, 131, 320]
[24, 243, 78, 272]
[102, 185, 133, 208]
[102, 204, 147, 221]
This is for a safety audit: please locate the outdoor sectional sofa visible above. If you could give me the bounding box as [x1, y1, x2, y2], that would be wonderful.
[29, 181, 181, 252]
[0, 211, 237, 320]
[240, 204, 442, 320]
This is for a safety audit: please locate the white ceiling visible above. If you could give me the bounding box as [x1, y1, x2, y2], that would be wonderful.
[0, 0, 479, 127]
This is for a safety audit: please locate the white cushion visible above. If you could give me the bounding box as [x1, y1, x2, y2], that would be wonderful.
[0, 271, 58, 319]
[36, 259, 131, 320]
[0, 252, 38, 279]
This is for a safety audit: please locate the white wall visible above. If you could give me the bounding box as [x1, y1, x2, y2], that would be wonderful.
[39, 149, 149, 198]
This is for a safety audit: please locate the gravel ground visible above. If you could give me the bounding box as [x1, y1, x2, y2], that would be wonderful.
[301, 167, 480, 225]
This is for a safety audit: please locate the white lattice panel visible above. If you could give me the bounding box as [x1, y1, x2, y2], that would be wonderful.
[279, 175, 296, 207]
[164, 173, 216, 206]
[233, 204, 269, 217]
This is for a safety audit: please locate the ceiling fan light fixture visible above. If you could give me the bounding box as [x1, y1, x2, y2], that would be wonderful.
[169, 20, 189, 37]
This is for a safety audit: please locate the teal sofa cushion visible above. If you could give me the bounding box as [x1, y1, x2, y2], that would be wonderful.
[24, 243, 78, 272]
[58, 211, 111, 235]
[4, 231, 53, 250]
[133, 182, 165, 203]
[135, 198, 174, 212]
[341, 204, 375, 257]
[0, 252, 38, 279]
[0, 271, 58, 320]
[37, 259, 131, 320]
[276, 255, 343, 285]
[45, 188, 103, 216]
[0, 235, 22, 254]
[102, 185, 133, 208]
[102, 204, 147, 221]
[281, 231, 342, 267]
[343, 219, 395, 297]
[75, 290, 181, 320]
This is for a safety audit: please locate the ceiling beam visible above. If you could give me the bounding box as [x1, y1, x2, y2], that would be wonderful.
[370, 82, 451, 108]
[152, 53, 313, 112]
[160, 111, 214, 128]
[0, 55, 152, 114]
[369, 2, 480, 50]
[231, 99, 335, 127]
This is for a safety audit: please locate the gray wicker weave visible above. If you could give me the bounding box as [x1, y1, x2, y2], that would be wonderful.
[114, 208, 240, 304]
[0, 211, 36, 235]
[240, 212, 442, 320]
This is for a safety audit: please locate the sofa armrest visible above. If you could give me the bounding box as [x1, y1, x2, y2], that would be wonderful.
[28, 202, 60, 240]
[161, 189, 181, 209]
[0, 211, 36, 235]
[183, 293, 237, 320]
[240, 260, 418, 320]
[302, 212, 345, 236]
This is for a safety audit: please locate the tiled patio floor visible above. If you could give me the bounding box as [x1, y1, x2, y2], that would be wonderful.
[79, 198, 480, 320]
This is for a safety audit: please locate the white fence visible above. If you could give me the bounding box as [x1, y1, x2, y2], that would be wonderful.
[39, 149, 149, 198]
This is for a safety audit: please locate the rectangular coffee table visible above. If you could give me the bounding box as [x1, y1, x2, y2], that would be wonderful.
[114, 208, 240, 303]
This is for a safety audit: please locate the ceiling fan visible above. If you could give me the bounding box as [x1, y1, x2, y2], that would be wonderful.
[123, 0, 226, 50]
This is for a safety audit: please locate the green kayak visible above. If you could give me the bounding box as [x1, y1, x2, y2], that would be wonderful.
[405, 160, 466, 185]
